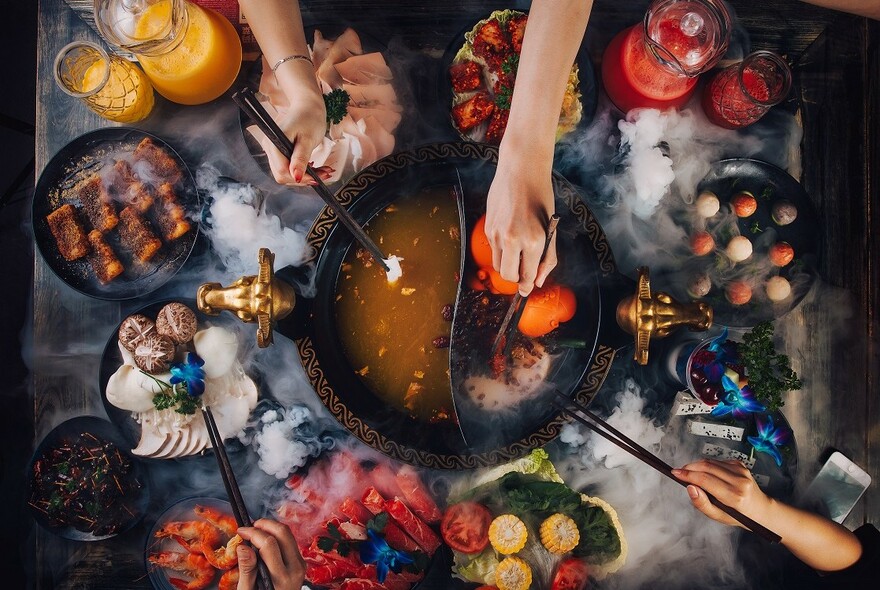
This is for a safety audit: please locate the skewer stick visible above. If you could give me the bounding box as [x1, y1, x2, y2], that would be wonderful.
[552, 393, 781, 543]
[202, 406, 274, 590]
[233, 88, 392, 273]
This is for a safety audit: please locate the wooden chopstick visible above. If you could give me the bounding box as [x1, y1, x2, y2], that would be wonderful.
[553, 394, 781, 543]
[202, 406, 275, 590]
[232, 87, 391, 272]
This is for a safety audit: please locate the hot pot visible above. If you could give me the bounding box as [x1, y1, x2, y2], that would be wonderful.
[198, 142, 710, 469]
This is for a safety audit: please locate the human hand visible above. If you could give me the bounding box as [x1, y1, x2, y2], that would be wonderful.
[236, 519, 305, 590]
[672, 459, 773, 529]
[485, 155, 557, 296]
[260, 88, 328, 186]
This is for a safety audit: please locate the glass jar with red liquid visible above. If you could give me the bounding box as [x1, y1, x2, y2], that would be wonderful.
[601, 0, 731, 113]
[702, 51, 792, 129]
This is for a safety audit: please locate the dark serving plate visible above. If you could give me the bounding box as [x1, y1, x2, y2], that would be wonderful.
[99, 299, 257, 459]
[276, 142, 626, 469]
[440, 8, 599, 144]
[26, 415, 150, 541]
[33, 128, 201, 300]
[239, 24, 390, 181]
[656, 158, 819, 327]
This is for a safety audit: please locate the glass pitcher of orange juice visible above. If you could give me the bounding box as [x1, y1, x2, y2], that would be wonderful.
[93, 0, 242, 105]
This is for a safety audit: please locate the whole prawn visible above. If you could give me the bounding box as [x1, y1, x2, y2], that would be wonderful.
[154, 520, 222, 555]
[194, 504, 242, 569]
[148, 551, 215, 590]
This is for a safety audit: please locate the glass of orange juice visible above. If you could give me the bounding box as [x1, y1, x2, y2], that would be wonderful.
[54, 41, 155, 123]
[93, 0, 242, 105]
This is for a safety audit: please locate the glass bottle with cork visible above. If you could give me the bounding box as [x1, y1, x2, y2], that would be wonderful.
[93, 0, 242, 105]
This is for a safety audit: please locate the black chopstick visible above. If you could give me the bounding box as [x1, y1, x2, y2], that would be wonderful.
[553, 394, 781, 543]
[232, 87, 391, 272]
[202, 406, 275, 590]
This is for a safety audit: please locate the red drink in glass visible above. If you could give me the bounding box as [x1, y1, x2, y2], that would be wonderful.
[702, 51, 792, 129]
[601, 0, 731, 114]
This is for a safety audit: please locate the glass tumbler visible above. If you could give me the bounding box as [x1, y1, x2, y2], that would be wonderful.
[701, 50, 791, 129]
[54, 41, 155, 123]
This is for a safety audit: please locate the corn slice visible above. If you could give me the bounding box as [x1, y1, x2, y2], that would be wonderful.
[494, 556, 532, 590]
[489, 514, 528, 555]
[539, 513, 580, 554]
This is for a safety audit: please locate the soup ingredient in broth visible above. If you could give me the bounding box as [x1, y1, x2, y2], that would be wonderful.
[335, 187, 460, 421]
[725, 280, 753, 305]
[494, 556, 533, 590]
[695, 191, 720, 218]
[540, 513, 580, 554]
[441, 501, 492, 554]
[726, 235, 753, 262]
[769, 241, 794, 267]
[488, 514, 528, 555]
[771, 200, 798, 226]
[730, 191, 758, 217]
[690, 231, 715, 256]
[765, 276, 792, 302]
[517, 284, 577, 338]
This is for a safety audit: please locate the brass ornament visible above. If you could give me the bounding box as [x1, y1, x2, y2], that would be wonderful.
[616, 267, 713, 365]
[196, 248, 296, 347]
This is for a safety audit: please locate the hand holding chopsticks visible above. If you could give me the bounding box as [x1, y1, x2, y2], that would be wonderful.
[553, 393, 782, 543]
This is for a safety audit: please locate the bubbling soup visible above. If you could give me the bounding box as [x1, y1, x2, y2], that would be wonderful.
[334, 186, 461, 421]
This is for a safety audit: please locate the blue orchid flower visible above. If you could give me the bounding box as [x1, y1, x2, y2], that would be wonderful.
[359, 528, 414, 582]
[170, 352, 206, 397]
[711, 378, 766, 420]
[747, 414, 791, 467]
[698, 328, 734, 383]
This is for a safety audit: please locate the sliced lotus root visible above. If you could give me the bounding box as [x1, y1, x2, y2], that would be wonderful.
[118, 314, 156, 352]
[155, 302, 198, 345]
[133, 333, 175, 374]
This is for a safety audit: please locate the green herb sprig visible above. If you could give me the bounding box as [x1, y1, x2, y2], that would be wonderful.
[144, 373, 200, 415]
[324, 89, 350, 125]
[739, 321, 802, 413]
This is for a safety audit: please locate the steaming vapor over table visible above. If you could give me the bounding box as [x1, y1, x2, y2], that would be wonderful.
[29, 1, 880, 589]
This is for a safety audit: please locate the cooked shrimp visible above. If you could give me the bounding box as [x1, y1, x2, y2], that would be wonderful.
[154, 520, 222, 555]
[218, 567, 239, 590]
[148, 551, 215, 590]
[204, 534, 243, 570]
[195, 504, 238, 537]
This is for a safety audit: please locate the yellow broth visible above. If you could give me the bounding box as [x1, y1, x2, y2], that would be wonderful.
[334, 187, 461, 421]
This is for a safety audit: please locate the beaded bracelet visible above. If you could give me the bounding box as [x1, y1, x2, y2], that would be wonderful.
[271, 54, 313, 72]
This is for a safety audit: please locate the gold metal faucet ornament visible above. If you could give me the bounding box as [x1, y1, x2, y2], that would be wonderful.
[196, 248, 296, 348]
[616, 266, 713, 365]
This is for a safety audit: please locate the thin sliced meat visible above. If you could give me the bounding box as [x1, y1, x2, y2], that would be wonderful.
[347, 106, 402, 134]
[361, 487, 420, 553]
[367, 463, 405, 500]
[310, 29, 335, 69]
[395, 465, 442, 524]
[334, 52, 392, 85]
[328, 28, 364, 61]
[386, 497, 441, 555]
[361, 116, 395, 160]
[337, 115, 378, 173]
[339, 497, 374, 524]
[344, 83, 401, 110]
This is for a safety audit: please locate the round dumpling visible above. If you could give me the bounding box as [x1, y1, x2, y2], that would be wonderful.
[193, 326, 239, 379]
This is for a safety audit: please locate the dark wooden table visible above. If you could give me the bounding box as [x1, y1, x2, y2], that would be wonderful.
[33, 0, 878, 588]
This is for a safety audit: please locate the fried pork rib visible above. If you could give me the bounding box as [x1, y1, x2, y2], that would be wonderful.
[449, 61, 483, 93]
[452, 92, 495, 131]
[507, 14, 528, 54]
[473, 18, 511, 61]
[486, 108, 510, 145]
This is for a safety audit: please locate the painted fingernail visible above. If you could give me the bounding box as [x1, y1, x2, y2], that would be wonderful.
[294, 171, 302, 182]
[687, 485, 699, 499]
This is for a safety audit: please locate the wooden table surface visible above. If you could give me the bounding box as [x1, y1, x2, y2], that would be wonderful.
[33, 0, 879, 588]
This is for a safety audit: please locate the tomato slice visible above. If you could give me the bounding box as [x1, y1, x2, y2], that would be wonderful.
[551, 557, 590, 590]
[440, 501, 491, 554]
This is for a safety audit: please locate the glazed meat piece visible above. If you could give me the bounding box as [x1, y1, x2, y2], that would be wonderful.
[449, 61, 483, 93]
[452, 92, 495, 131]
[46, 203, 89, 261]
[112, 161, 153, 213]
[87, 229, 124, 284]
[508, 13, 528, 53]
[133, 137, 183, 186]
[473, 18, 511, 61]
[154, 182, 191, 241]
[485, 108, 510, 145]
[77, 175, 118, 233]
[118, 206, 162, 263]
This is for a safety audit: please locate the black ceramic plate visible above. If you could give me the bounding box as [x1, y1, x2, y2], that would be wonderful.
[99, 299, 256, 459]
[239, 24, 390, 180]
[26, 416, 150, 541]
[658, 158, 819, 327]
[441, 9, 599, 144]
[33, 128, 201, 300]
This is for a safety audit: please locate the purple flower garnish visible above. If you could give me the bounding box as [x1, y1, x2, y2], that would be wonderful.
[359, 529, 413, 582]
[711, 378, 766, 420]
[747, 414, 791, 467]
[170, 352, 206, 397]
